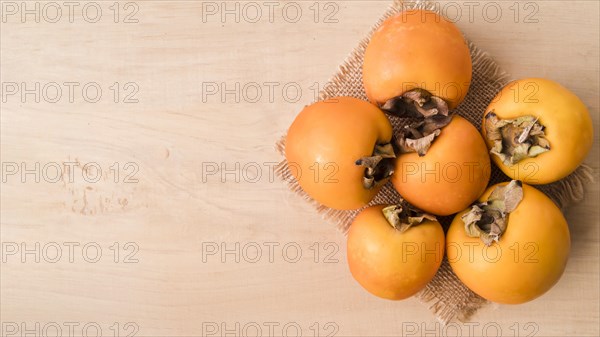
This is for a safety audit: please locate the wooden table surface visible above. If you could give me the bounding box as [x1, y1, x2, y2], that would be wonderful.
[1, 1, 598, 336]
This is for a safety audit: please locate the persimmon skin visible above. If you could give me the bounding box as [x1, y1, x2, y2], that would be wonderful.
[363, 9, 472, 109]
[447, 183, 570, 304]
[483, 78, 594, 184]
[347, 205, 445, 300]
[285, 97, 393, 210]
[391, 116, 491, 216]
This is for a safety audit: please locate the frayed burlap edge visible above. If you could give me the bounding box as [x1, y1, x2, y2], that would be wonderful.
[274, 0, 596, 325]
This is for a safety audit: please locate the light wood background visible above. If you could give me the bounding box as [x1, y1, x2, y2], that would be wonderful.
[1, 1, 598, 336]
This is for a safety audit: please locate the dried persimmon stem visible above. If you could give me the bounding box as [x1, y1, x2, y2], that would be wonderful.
[462, 180, 524, 246]
[485, 112, 550, 166]
[381, 88, 453, 156]
[382, 203, 437, 233]
[356, 143, 396, 190]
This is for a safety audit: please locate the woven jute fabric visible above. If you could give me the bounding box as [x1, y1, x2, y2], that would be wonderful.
[275, 0, 594, 324]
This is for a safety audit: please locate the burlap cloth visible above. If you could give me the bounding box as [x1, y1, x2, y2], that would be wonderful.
[275, 0, 594, 324]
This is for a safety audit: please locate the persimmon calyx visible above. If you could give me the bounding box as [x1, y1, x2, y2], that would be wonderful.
[462, 180, 524, 246]
[381, 88, 452, 157]
[382, 203, 437, 233]
[356, 143, 396, 190]
[485, 112, 551, 166]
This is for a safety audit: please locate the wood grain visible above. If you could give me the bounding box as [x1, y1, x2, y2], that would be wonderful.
[1, 1, 598, 336]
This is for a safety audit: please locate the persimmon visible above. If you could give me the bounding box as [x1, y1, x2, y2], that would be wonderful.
[285, 97, 394, 210]
[363, 9, 472, 110]
[447, 181, 570, 304]
[347, 204, 444, 300]
[483, 78, 593, 184]
[391, 115, 491, 216]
